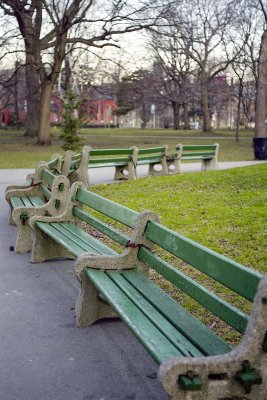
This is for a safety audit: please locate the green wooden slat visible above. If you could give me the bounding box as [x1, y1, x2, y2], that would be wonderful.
[107, 271, 203, 357]
[138, 147, 165, 155]
[41, 168, 56, 186]
[145, 221, 261, 301]
[89, 162, 127, 169]
[177, 145, 216, 151]
[76, 188, 138, 228]
[138, 248, 248, 333]
[89, 156, 131, 164]
[10, 196, 24, 208]
[35, 222, 86, 257]
[123, 270, 232, 356]
[137, 156, 162, 164]
[73, 207, 129, 246]
[10, 195, 45, 209]
[85, 269, 183, 364]
[56, 223, 116, 256]
[181, 151, 214, 157]
[181, 155, 213, 160]
[39, 185, 51, 199]
[29, 196, 46, 207]
[90, 148, 134, 156]
[20, 196, 34, 207]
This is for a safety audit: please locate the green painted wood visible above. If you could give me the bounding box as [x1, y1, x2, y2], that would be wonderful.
[76, 188, 138, 228]
[145, 221, 261, 301]
[181, 155, 213, 160]
[88, 162, 128, 169]
[136, 156, 162, 164]
[138, 248, 248, 333]
[39, 185, 51, 200]
[10, 196, 24, 208]
[108, 271, 203, 357]
[35, 222, 86, 257]
[177, 145, 216, 151]
[29, 196, 46, 207]
[55, 222, 116, 256]
[181, 152, 214, 157]
[138, 147, 165, 155]
[41, 168, 56, 186]
[89, 156, 131, 164]
[20, 196, 34, 207]
[10, 195, 45, 209]
[123, 270, 232, 356]
[86, 269, 184, 364]
[90, 148, 134, 156]
[73, 207, 129, 247]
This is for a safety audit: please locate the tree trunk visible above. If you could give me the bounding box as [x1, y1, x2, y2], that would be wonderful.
[172, 101, 180, 130]
[183, 103, 189, 129]
[201, 76, 212, 132]
[37, 81, 53, 145]
[236, 80, 243, 142]
[255, 30, 267, 138]
[23, 31, 41, 137]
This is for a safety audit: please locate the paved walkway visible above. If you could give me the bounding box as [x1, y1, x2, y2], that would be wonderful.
[0, 160, 266, 400]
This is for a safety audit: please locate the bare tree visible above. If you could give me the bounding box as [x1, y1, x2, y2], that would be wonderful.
[148, 30, 194, 129]
[158, 0, 246, 132]
[0, 0, 168, 144]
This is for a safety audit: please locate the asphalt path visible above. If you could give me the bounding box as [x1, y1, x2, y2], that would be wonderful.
[0, 160, 266, 400]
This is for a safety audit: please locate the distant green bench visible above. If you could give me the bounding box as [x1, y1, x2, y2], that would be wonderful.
[167, 143, 219, 174]
[69, 146, 138, 185]
[87, 147, 138, 183]
[29, 185, 267, 399]
[5, 163, 70, 253]
[136, 145, 169, 176]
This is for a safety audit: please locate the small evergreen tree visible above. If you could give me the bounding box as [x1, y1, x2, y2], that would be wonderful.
[60, 91, 82, 151]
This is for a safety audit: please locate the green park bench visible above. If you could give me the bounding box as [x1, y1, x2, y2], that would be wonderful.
[5, 163, 70, 253]
[28, 183, 267, 400]
[136, 145, 169, 176]
[70, 146, 138, 186]
[87, 146, 138, 183]
[167, 144, 219, 174]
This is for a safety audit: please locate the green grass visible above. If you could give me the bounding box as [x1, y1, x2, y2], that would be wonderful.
[0, 128, 257, 168]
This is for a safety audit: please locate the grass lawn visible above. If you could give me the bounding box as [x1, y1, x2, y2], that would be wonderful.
[0, 127, 257, 168]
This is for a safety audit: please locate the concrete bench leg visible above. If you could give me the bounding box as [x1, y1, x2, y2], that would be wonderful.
[114, 161, 137, 181]
[31, 228, 75, 263]
[75, 273, 118, 327]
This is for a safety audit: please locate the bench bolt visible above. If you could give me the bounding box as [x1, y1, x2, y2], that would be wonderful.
[178, 372, 202, 391]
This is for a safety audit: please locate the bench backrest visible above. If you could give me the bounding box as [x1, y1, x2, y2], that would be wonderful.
[137, 146, 167, 163]
[73, 187, 139, 246]
[176, 144, 218, 158]
[139, 220, 262, 338]
[88, 148, 136, 167]
[37, 168, 59, 200]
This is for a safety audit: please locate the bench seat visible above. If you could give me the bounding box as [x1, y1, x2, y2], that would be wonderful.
[35, 221, 116, 258]
[87, 268, 231, 363]
[10, 195, 45, 209]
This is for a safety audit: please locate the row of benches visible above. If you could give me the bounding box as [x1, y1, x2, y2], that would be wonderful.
[73, 143, 219, 185]
[5, 157, 266, 399]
